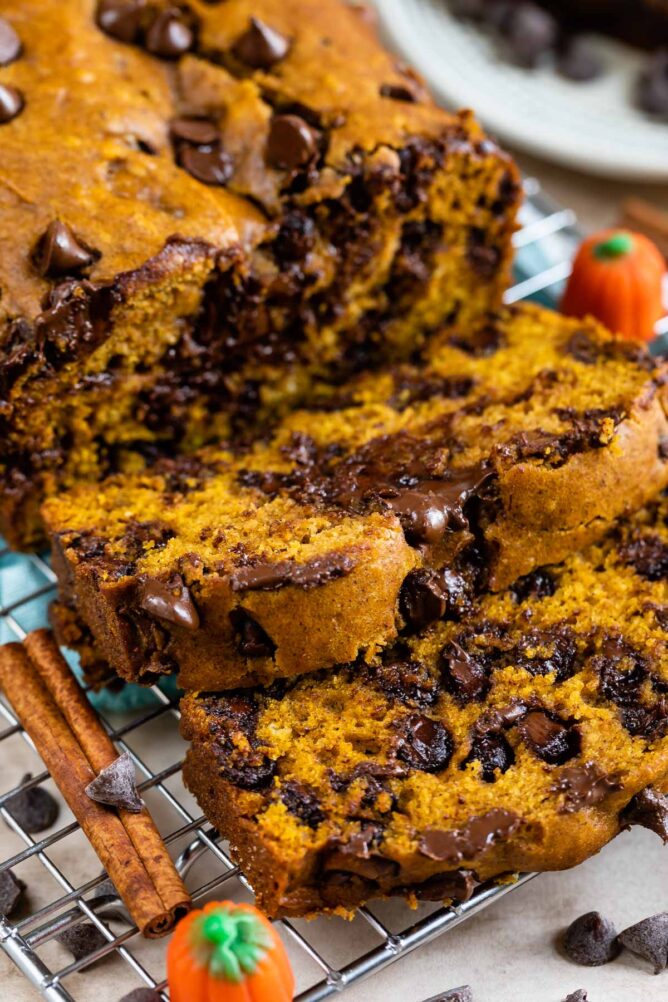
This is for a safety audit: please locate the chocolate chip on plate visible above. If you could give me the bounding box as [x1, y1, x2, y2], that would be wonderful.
[5, 773, 59, 832]
[57, 922, 108, 966]
[85, 752, 143, 813]
[557, 37, 604, 82]
[563, 911, 621, 966]
[637, 50, 668, 120]
[95, 0, 144, 44]
[33, 221, 98, 279]
[145, 7, 195, 59]
[0, 84, 24, 124]
[0, 869, 24, 917]
[503, 2, 558, 68]
[618, 913, 668, 974]
[266, 114, 318, 170]
[233, 16, 290, 69]
[119, 989, 163, 1002]
[0, 16, 21, 65]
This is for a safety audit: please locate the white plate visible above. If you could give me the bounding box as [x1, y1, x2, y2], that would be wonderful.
[375, 0, 668, 180]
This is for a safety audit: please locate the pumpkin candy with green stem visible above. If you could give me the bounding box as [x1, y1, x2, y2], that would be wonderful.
[561, 228, 665, 343]
[167, 900, 294, 1001]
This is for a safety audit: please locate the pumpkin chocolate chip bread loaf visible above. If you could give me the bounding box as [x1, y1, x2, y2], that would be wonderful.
[44, 303, 668, 690]
[181, 490, 668, 918]
[0, 0, 520, 549]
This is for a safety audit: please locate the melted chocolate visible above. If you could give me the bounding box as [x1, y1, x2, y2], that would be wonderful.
[139, 574, 200, 630]
[552, 762, 621, 814]
[418, 809, 520, 863]
[229, 553, 354, 591]
[620, 786, 668, 842]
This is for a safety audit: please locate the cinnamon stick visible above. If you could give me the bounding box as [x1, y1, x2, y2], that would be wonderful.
[0, 632, 190, 937]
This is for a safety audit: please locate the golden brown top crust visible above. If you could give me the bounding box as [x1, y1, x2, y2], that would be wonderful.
[0, 0, 481, 329]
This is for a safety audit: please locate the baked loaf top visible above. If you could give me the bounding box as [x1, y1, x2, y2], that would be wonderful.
[0, 0, 520, 549]
[0, 0, 462, 322]
[181, 490, 668, 918]
[44, 304, 668, 689]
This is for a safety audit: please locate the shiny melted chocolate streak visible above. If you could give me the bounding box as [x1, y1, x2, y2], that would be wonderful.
[238, 429, 495, 551]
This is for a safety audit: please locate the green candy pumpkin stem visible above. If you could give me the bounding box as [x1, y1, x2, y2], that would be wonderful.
[593, 232, 634, 261]
[196, 907, 274, 983]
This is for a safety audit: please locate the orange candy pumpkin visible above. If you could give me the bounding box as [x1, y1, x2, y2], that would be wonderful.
[167, 900, 294, 1002]
[561, 228, 665, 343]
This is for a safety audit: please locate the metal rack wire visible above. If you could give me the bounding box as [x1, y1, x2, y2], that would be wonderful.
[0, 181, 662, 1001]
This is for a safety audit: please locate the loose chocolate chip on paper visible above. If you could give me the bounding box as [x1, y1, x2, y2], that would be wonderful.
[57, 922, 108, 965]
[0, 84, 24, 124]
[0, 16, 21, 65]
[5, 773, 59, 832]
[119, 990, 163, 1002]
[85, 752, 143, 813]
[423, 988, 473, 1002]
[621, 786, 668, 842]
[95, 0, 144, 43]
[33, 221, 99, 279]
[0, 868, 24, 917]
[145, 7, 195, 58]
[233, 16, 290, 69]
[563, 993, 588, 1002]
[618, 913, 668, 974]
[266, 114, 318, 170]
[562, 911, 621, 966]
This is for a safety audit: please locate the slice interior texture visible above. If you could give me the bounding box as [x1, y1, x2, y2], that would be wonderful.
[181, 490, 668, 918]
[44, 303, 668, 690]
[0, 0, 519, 548]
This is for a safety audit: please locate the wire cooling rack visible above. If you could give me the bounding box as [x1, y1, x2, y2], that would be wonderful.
[0, 181, 666, 1002]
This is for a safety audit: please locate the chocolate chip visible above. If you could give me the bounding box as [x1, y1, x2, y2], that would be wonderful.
[618, 913, 668, 974]
[428, 989, 473, 1002]
[0, 84, 23, 124]
[400, 569, 448, 630]
[519, 711, 580, 765]
[553, 762, 621, 813]
[619, 534, 668, 581]
[145, 7, 195, 59]
[232, 16, 290, 69]
[266, 114, 318, 170]
[33, 222, 99, 279]
[57, 922, 108, 966]
[95, 0, 144, 43]
[503, 2, 557, 68]
[177, 143, 233, 186]
[557, 37, 604, 82]
[371, 656, 440, 709]
[397, 714, 453, 773]
[564, 992, 588, 1002]
[0, 16, 21, 65]
[440, 642, 488, 704]
[510, 568, 556, 602]
[85, 752, 143, 813]
[0, 869, 24, 917]
[5, 774, 59, 832]
[119, 990, 163, 1002]
[621, 787, 668, 842]
[566, 331, 600, 365]
[280, 781, 324, 828]
[274, 210, 316, 261]
[229, 554, 353, 592]
[637, 50, 668, 120]
[379, 82, 416, 102]
[139, 574, 200, 629]
[229, 609, 275, 658]
[419, 809, 520, 863]
[464, 732, 514, 782]
[169, 116, 219, 145]
[563, 912, 621, 966]
[409, 870, 477, 903]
